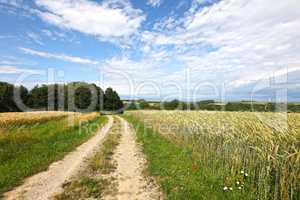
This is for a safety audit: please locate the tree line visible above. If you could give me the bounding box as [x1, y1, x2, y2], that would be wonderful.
[126, 99, 300, 112]
[0, 81, 123, 112]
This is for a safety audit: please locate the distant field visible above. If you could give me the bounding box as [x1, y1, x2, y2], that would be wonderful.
[0, 112, 107, 194]
[126, 110, 300, 200]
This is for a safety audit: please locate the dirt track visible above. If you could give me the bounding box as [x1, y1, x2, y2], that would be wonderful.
[4, 116, 162, 200]
[4, 116, 113, 200]
[103, 116, 162, 200]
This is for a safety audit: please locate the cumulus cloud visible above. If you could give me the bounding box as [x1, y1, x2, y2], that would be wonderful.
[34, 0, 145, 40]
[137, 0, 300, 100]
[3, 0, 299, 100]
[20, 47, 99, 65]
[102, 56, 164, 80]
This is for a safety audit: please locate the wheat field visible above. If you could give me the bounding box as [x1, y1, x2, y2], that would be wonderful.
[128, 110, 300, 200]
[0, 112, 99, 128]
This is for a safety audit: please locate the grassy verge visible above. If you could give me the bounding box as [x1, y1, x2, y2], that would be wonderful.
[0, 116, 107, 195]
[124, 114, 254, 200]
[55, 117, 121, 200]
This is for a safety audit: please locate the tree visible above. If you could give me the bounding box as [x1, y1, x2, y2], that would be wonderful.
[164, 99, 180, 110]
[104, 87, 123, 111]
[13, 85, 29, 111]
[0, 82, 30, 112]
[138, 99, 150, 109]
[27, 85, 49, 110]
[0, 82, 15, 112]
[0, 82, 123, 113]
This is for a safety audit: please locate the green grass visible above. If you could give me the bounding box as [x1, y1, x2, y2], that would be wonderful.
[56, 177, 109, 200]
[124, 114, 255, 200]
[0, 116, 107, 195]
[55, 117, 121, 200]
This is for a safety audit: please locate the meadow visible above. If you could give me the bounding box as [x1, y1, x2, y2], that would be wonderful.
[126, 110, 300, 200]
[0, 112, 107, 195]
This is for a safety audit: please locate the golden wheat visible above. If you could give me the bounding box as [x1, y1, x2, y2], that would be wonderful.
[0, 112, 100, 129]
[128, 110, 300, 200]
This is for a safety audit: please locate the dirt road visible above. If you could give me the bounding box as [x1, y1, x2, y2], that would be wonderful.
[4, 116, 162, 200]
[103, 116, 161, 200]
[4, 116, 113, 200]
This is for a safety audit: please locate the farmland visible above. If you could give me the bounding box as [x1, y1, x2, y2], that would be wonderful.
[0, 112, 107, 194]
[125, 111, 300, 200]
[1, 110, 299, 199]
[0, 112, 70, 128]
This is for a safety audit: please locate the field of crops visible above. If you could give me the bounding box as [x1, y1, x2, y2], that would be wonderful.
[0, 111, 100, 128]
[0, 111, 105, 194]
[127, 110, 300, 200]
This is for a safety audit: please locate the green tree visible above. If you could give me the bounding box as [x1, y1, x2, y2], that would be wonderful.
[65, 82, 104, 112]
[27, 85, 49, 110]
[138, 99, 150, 109]
[164, 99, 180, 110]
[0, 82, 29, 112]
[104, 87, 123, 111]
[0, 82, 15, 112]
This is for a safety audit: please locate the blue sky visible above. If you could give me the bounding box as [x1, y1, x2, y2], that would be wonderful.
[0, 0, 299, 101]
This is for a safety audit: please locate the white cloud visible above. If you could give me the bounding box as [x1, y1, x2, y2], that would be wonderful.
[19, 47, 99, 65]
[100, 56, 170, 95]
[41, 29, 78, 43]
[41, 29, 52, 37]
[0, 59, 21, 65]
[35, 0, 145, 40]
[230, 64, 300, 88]
[103, 56, 163, 79]
[0, 0, 23, 8]
[147, 0, 163, 7]
[26, 32, 44, 45]
[138, 0, 300, 100]
[2, 0, 299, 100]
[0, 0, 38, 17]
[0, 65, 41, 74]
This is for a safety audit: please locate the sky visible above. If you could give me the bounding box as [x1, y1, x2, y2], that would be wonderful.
[0, 0, 299, 101]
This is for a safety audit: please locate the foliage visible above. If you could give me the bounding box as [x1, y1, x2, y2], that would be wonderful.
[0, 82, 123, 112]
[104, 87, 123, 111]
[138, 99, 150, 109]
[125, 99, 151, 110]
[125, 98, 300, 112]
[163, 99, 180, 110]
[0, 82, 28, 112]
